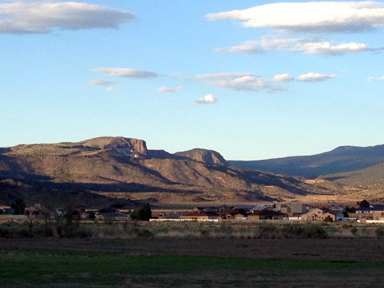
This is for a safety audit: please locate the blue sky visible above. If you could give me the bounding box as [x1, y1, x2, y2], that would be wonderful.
[1, 0, 384, 160]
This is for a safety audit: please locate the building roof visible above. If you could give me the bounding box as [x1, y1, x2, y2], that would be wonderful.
[252, 210, 286, 216]
[233, 205, 256, 210]
[250, 204, 269, 211]
[356, 205, 384, 212]
[165, 212, 186, 219]
[182, 212, 219, 217]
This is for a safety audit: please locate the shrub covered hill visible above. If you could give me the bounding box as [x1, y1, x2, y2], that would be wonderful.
[0, 136, 344, 205]
[229, 145, 384, 179]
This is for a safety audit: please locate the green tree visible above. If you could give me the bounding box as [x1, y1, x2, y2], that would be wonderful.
[323, 215, 333, 222]
[358, 199, 370, 208]
[130, 203, 152, 221]
[11, 198, 26, 215]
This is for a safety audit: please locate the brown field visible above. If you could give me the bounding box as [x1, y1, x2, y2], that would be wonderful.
[1, 236, 384, 262]
[2, 229, 384, 288]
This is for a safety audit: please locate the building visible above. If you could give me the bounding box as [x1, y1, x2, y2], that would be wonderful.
[248, 210, 286, 220]
[301, 208, 336, 221]
[180, 212, 220, 220]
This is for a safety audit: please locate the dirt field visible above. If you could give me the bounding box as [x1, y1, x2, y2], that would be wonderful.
[2, 238, 384, 287]
[1, 237, 384, 261]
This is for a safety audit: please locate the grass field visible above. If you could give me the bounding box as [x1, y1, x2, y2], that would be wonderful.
[2, 220, 384, 287]
[1, 239, 384, 288]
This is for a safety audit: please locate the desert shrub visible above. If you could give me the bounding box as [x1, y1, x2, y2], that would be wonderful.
[342, 223, 351, 229]
[281, 224, 304, 238]
[213, 224, 233, 238]
[301, 223, 328, 239]
[136, 228, 154, 238]
[351, 227, 358, 237]
[258, 223, 278, 233]
[233, 227, 252, 239]
[63, 222, 86, 238]
[199, 227, 212, 237]
[376, 228, 384, 239]
[0, 223, 29, 238]
[253, 223, 280, 239]
[325, 225, 339, 236]
[32, 224, 49, 238]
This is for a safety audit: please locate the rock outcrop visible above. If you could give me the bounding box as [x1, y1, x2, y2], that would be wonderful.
[174, 148, 228, 166]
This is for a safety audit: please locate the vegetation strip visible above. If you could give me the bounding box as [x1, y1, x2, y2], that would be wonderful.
[1, 249, 384, 287]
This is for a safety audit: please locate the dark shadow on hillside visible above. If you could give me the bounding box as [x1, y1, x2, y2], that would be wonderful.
[0, 150, 50, 182]
[323, 176, 347, 181]
[146, 150, 188, 160]
[208, 165, 312, 196]
[112, 155, 177, 185]
[0, 182, 145, 208]
[36, 182, 202, 194]
[0, 171, 52, 182]
[0, 148, 11, 155]
[1, 170, 202, 195]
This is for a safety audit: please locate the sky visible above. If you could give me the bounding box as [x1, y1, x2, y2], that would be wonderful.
[1, 0, 384, 160]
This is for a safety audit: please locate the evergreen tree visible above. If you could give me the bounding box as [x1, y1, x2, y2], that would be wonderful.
[11, 198, 26, 215]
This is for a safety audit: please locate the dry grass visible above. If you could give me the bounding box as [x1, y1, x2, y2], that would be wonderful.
[2, 219, 384, 240]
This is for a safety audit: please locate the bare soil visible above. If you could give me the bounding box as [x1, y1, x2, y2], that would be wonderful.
[1, 238, 384, 261]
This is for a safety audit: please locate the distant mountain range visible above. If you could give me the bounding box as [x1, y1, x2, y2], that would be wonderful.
[0, 137, 343, 206]
[229, 145, 384, 179]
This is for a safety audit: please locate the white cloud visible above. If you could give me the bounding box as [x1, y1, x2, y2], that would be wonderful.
[216, 36, 380, 55]
[368, 76, 384, 81]
[195, 72, 286, 93]
[195, 72, 251, 80]
[88, 80, 117, 86]
[158, 86, 185, 92]
[92, 68, 157, 79]
[297, 72, 336, 82]
[214, 45, 263, 54]
[206, 2, 384, 33]
[105, 87, 117, 92]
[194, 94, 217, 105]
[273, 74, 294, 82]
[0, 2, 134, 34]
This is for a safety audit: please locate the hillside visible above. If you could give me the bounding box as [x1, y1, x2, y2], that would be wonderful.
[229, 145, 384, 179]
[0, 137, 344, 205]
[320, 163, 384, 188]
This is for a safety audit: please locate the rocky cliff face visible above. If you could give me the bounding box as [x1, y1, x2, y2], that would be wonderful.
[174, 149, 228, 166]
[102, 137, 147, 154]
[102, 137, 148, 158]
[7, 137, 148, 158]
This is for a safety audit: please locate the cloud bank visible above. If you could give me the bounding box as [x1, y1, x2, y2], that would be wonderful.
[206, 2, 384, 33]
[0, 2, 134, 34]
[194, 94, 217, 105]
[216, 36, 380, 55]
[92, 68, 157, 79]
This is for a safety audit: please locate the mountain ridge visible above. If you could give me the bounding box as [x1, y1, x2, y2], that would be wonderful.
[0, 136, 344, 205]
[229, 144, 384, 179]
